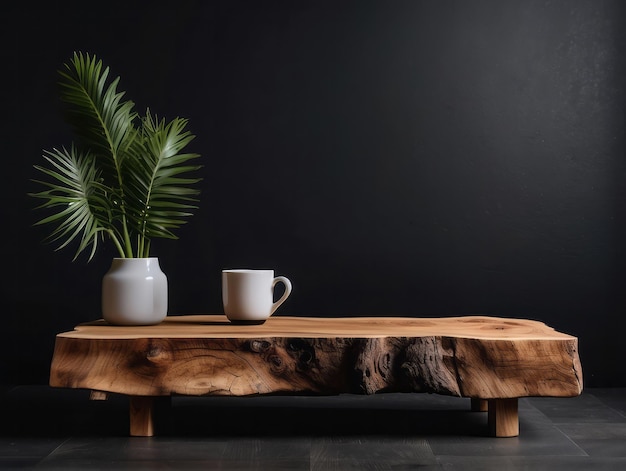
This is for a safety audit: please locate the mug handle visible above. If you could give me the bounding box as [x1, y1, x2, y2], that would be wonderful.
[270, 276, 292, 315]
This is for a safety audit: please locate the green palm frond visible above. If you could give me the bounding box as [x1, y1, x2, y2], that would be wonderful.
[30, 52, 202, 261]
[29, 145, 117, 261]
[56, 51, 138, 257]
[59, 52, 138, 166]
[123, 110, 202, 256]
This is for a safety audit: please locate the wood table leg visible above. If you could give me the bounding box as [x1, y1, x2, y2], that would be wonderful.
[471, 398, 488, 412]
[129, 396, 156, 437]
[488, 398, 519, 437]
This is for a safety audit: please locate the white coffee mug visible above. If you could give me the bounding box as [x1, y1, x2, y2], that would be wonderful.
[222, 269, 293, 324]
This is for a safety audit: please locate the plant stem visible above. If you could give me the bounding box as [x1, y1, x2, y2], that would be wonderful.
[109, 231, 126, 258]
[122, 218, 134, 257]
[137, 234, 145, 258]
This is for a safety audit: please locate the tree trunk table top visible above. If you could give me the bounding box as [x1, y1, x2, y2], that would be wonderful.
[50, 314, 582, 399]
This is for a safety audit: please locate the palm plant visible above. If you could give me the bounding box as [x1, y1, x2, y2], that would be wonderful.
[30, 52, 202, 261]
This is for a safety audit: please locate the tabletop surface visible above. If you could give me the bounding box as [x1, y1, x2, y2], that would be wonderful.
[56, 314, 577, 341]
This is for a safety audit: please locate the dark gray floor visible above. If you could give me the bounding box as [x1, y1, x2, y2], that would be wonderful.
[0, 385, 624, 470]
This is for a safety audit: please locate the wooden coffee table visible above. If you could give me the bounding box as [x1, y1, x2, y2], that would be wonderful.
[49, 315, 583, 438]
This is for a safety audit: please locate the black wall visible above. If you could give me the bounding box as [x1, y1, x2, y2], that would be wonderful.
[2, 1, 624, 387]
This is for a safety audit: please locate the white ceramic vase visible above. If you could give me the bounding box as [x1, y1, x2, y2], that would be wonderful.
[101, 257, 168, 326]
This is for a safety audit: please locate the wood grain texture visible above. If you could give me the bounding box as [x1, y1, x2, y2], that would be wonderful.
[49, 315, 583, 400]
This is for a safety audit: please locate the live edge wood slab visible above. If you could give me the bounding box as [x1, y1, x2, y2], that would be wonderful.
[49, 315, 583, 438]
